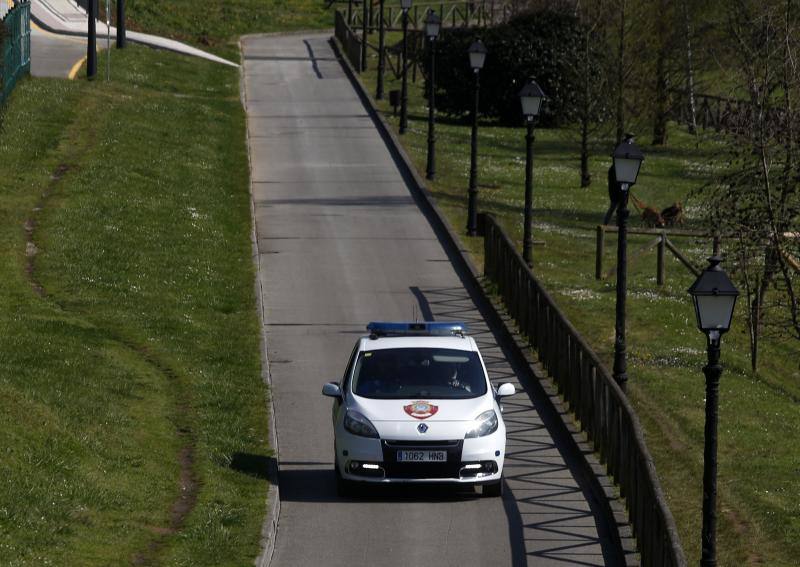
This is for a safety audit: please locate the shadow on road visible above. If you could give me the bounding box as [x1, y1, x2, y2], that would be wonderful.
[405, 286, 624, 566]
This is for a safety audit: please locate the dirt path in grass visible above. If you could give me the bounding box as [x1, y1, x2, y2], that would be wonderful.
[24, 158, 200, 565]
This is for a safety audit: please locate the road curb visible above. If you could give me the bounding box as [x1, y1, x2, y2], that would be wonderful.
[30, 6, 238, 67]
[239, 39, 281, 567]
[330, 36, 639, 565]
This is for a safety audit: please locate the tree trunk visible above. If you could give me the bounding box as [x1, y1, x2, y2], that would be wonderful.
[652, 0, 669, 145]
[615, 0, 626, 144]
[752, 244, 781, 373]
[580, 28, 592, 187]
[782, 0, 795, 193]
[781, 0, 800, 338]
[738, 240, 759, 374]
[652, 47, 669, 144]
[581, 117, 591, 187]
[750, 296, 760, 373]
[682, 0, 698, 135]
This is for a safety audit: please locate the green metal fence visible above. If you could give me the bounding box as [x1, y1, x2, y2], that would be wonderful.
[2, 1, 31, 104]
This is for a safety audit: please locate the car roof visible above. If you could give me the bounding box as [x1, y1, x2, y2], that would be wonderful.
[357, 335, 478, 352]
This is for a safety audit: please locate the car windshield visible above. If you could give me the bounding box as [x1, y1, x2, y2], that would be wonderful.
[352, 348, 487, 399]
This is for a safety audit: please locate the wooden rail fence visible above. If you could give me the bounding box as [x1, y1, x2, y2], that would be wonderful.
[483, 214, 687, 567]
[668, 89, 788, 134]
[595, 225, 720, 284]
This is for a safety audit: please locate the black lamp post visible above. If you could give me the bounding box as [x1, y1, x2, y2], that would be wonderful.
[87, 0, 97, 80]
[376, 0, 386, 99]
[361, 0, 369, 72]
[466, 38, 487, 236]
[688, 256, 739, 567]
[518, 78, 546, 266]
[399, 0, 412, 134]
[611, 136, 644, 391]
[425, 10, 441, 180]
[116, 0, 126, 48]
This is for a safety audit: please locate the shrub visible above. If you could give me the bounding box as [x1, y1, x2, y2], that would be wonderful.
[426, 8, 584, 126]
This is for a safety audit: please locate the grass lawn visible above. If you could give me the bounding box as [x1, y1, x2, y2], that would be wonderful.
[123, 0, 333, 61]
[358, 48, 800, 566]
[0, 47, 268, 565]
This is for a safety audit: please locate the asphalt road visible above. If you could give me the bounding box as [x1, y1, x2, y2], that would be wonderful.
[30, 27, 89, 79]
[243, 33, 623, 567]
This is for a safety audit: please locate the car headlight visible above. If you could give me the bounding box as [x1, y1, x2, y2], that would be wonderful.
[465, 410, 498, 438]
[343, 410, 380, 438]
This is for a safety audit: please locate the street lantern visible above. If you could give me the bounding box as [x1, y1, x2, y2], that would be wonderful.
[468, 39, 487, 71]
[401, 0, 412, 9]
[425, 9, 441, 39]
[688, 255, 738, 567]
[519, 78, 546, 120]
[689, 256, 739, 342]
[612, 138, 645, 187]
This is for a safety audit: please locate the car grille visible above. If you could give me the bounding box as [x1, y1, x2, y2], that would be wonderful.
[381, 439, 463, 479]
[383, 439, 461, 448]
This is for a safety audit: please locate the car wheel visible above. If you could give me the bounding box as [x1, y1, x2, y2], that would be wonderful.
[482, 479, 503, 498]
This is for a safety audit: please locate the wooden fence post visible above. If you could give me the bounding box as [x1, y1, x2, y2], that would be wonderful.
[657, 230, 666, 285]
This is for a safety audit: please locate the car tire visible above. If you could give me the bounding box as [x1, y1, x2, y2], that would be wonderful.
[482, 479, 503, 498]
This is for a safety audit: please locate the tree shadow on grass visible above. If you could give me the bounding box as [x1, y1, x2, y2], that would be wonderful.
[229, 452, 277, 482]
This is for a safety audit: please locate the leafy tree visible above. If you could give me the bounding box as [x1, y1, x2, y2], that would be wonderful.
[700, 0, 800, 371]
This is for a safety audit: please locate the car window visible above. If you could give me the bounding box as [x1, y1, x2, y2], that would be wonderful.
[342, 342, 360, 393]
[352, 348, 487, 399]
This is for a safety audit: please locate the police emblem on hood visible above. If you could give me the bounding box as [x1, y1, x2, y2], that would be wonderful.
[404, 401, 438, 420]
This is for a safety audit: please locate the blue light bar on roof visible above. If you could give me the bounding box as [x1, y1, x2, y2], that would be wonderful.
[367, 321, 468, 337]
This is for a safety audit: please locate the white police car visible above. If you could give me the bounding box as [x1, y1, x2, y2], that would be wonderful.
[322, 322, 516, 497]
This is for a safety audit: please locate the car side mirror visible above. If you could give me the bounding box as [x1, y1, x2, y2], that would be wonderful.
[322, 382, 343, 398]
[496, 383, 515, 398]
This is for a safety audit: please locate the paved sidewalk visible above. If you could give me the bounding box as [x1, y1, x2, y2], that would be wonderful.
[244, 32, 622, 566]
[31, 0, 237, 67]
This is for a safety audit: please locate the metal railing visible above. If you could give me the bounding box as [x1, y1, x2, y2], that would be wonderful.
[335, 0, 512, 77]
[1, 1, 31, 104]
[335, 9, 363, 72]
[482, 214, 686, 567]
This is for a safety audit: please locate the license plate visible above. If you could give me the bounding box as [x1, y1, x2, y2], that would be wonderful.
[396, 450, 447, 462]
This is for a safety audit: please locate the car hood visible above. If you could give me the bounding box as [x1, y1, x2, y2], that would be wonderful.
[351, 395, 493, 422]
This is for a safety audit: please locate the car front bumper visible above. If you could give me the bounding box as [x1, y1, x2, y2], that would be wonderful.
[335, 430, 505, 484]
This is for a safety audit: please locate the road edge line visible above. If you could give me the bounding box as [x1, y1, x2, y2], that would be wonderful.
[329, 37, 640, 566]
[239, 37, 281, 567]
[67, 55, 87, 80]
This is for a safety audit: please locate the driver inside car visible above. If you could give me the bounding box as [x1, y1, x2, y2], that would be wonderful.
[443, 363, 472, 393]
